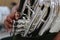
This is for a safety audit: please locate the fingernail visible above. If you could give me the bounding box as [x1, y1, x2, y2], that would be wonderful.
[16, 17, 19, 20]
[11, 21, 12, 23]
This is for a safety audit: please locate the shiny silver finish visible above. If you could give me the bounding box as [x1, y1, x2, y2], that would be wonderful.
[11, 0, 59, 37]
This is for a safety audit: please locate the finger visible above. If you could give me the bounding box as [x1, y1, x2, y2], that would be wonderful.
[11, 3, 19, 13]
[4, 21, 13, 32]
[15, 3, 19, 10]
[12, 3, 19, 11]
[5, 21, 12, 28]
[15, 12, 20, 20]
[6, 16, 13, 23]
[9, 13, 15, 20]
[4, 21, 10, 32]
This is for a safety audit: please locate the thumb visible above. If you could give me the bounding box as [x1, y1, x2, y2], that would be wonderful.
[15, 12, 20, 20]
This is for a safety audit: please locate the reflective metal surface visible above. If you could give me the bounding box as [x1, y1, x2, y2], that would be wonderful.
[11, 0, 59, 37]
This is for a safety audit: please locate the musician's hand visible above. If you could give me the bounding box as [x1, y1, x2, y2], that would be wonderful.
[4, 4, 20, 32]
[53, 32, 60, 40]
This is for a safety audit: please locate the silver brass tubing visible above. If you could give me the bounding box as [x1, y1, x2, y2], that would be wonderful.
[21, 0, 28, 13]
[39, 0, 59, 36]
[12, 0, 59, 37]
[23, 3, 41, 36]
[33, 6, 49, 30]
[28, 5, 49, 34]
[23, 9, 39, 37]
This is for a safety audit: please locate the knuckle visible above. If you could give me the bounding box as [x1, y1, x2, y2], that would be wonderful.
[4, 20, 6, 23]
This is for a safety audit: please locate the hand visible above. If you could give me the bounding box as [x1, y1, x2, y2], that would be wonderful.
[4, 4, 20, 32]
[53, 32, 60, 40]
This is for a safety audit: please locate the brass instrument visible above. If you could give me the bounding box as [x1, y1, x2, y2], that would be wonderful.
[11, 0, 59, 38]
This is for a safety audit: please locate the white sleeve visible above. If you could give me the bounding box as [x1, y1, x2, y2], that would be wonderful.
[0, 6, 10, 24]
[0, 12, 2, 24]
